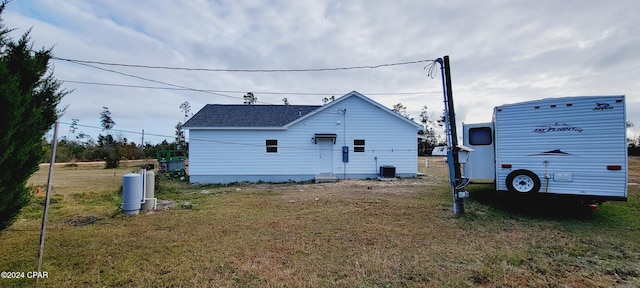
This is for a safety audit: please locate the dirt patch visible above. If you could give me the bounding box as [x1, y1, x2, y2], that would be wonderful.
[63, 215, 99, 226]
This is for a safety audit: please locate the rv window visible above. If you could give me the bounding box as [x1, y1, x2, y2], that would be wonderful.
[469, 127, 492, 145]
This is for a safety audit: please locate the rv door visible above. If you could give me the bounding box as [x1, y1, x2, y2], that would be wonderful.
[462, 122, 495, 183]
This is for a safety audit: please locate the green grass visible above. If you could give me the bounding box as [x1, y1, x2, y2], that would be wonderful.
[0, 158, 639, 287]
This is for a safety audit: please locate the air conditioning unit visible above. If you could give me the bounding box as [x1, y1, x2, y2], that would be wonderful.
[379, 165, 396, 178]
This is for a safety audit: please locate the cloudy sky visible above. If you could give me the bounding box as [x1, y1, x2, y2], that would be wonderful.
[4, 0, 639, 144]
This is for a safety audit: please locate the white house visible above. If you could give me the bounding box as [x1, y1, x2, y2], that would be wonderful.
[183, 91, 422, 184]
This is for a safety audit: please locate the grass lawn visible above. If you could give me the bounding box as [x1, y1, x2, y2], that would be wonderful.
[1, 157, 639, 287]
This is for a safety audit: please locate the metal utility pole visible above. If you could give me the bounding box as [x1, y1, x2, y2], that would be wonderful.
[436, 56, 466, 215]
[38, 121, 59, 271]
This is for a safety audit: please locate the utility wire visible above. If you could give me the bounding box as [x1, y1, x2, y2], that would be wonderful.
[424, 60, 439, 79]
[53, 57, 435, 73]
[65, 61, 275, 104]
[61, 80, 441, 96]
[61, 80, 189, 91]
[58, 57, 440, 104]
[61, 121, 415, 153]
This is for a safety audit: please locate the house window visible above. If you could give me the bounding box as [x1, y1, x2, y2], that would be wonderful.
[354, 139, 365, 152]
[266, 139, 278, 153]
[469, 127, 492, 145]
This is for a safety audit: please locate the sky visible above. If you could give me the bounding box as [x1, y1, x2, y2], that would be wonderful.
[3, 0, 640, 144]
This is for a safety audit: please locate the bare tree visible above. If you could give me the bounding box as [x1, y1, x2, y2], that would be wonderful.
[393, 103, 412, 120]
[67, 118, 79, 140]
[322, 96, 335, 104]
[180, 101, 192, 122]
[244, 92, 257, 105]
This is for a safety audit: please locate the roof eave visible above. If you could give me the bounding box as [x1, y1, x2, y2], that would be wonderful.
[185, 126, 287, 131]
[285, 91, 422, 130]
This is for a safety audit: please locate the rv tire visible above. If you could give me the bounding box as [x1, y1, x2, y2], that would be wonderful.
[506, 170, 541, 193]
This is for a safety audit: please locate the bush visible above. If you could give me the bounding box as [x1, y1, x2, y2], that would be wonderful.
[104, 148, 122, 169]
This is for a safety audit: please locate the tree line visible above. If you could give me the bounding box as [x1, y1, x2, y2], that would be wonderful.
[41, 136, 184, 165]
[392, 103, 447, 155]
[41, 106, 188, 168]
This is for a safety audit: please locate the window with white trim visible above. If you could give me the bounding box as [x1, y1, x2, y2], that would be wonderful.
[354, 139, 365, 152]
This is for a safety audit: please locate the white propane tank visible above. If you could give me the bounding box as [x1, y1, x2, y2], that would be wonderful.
[122, 173, 142, 215]
[142, 170, 155, 210]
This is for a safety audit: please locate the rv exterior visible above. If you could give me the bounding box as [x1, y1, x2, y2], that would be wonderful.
[462, 95, 627, 203]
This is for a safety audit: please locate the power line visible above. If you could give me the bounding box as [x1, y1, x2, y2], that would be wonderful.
[53, 57, 436, 73]
[424, 60, 439, 79]
[61, 80, 189, 91]
[61, 80, 441, 96]
[58, 58, 441, 104]
[65, 61, 275, 104]
[60, 121, 416, 153]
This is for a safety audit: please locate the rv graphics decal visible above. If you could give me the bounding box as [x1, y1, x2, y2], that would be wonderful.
[593, 103, 614, 111]
[528, 149, 573, 156]
[533, 122, 583, 134]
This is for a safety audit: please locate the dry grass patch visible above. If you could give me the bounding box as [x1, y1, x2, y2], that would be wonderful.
[0, 157, 638, 287]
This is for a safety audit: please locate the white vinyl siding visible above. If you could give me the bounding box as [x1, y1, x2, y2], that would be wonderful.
[266, 139, 278, 153]
[494, 96, 627, 197]
[187, 93, 421, 183]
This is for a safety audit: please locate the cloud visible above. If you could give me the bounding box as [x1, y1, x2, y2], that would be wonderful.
[3, 0, 639, 142]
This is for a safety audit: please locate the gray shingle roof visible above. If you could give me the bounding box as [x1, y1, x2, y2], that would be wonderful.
[183, 104, 322, 128]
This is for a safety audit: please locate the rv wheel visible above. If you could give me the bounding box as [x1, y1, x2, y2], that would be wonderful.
[506, 170, 541, 193]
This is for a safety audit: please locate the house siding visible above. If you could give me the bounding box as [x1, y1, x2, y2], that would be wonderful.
[187, 93, 421, 184]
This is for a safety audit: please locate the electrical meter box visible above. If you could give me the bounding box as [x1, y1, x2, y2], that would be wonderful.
[342, 146, 349, 163]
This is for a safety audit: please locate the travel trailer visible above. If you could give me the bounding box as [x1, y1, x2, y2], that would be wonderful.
[461, 95, 627, 203]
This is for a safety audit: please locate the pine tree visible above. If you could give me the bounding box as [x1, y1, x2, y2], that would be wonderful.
[99, 107, 120, 168]
[0, 1, 68, 230]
